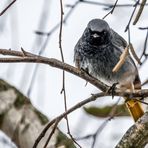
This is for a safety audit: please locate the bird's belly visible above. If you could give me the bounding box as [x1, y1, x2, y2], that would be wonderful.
[81, 57, 136, 87]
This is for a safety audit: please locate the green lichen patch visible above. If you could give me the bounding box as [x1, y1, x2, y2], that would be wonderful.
[34, 109, 48, 125]
[0, 79, 30, 109]
[0, 79, 12, 91]
[14, 92, 28, 109]
[56, 131, 76, 148]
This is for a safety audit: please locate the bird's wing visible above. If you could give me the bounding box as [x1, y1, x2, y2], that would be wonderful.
[110, 30, 143, 122]
[110, 28, 127, 50]
[111, 28, 140, 83]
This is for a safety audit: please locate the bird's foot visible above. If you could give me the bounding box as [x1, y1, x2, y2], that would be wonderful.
[107, 82, 119, 99]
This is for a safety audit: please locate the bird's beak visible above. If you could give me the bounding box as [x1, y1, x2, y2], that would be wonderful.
[92, 33, 100, 38]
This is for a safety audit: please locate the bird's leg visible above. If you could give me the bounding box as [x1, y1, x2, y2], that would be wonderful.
[107, 82, 119, 99]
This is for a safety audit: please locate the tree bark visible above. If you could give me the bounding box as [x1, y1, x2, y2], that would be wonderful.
[0, 79, 75, 148]
[116, 112, 148, 148]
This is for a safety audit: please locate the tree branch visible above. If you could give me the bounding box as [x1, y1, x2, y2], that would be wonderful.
[0, 49, 148, 98]
[116, 112, 148, 148]
[0, 79, 75, 148]
[0, 48, 108, 91]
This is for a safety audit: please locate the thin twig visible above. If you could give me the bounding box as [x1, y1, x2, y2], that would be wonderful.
[125, 0, 140, 32]
[80, 0, 148, 8]
[26, 0, 80, 97]
[0, 0, 17, 16]
[75, 99, 121, 148]
[102, 0, 118, 19]
[133, 0, 147, 25]
[129, 43, 142, 65]
[0, 49, 108, 91]
[142, 79, 148, 86]
[135, 98, 148, 106]
[35, 0, 80, 37]
[33, 92, 106, 148]
[140, 28, 148, 60]
[91, 99, 121, 148]
[43, 118, 61, 148]
[25, 0, 51, 97]
[59, 1, 81, 147]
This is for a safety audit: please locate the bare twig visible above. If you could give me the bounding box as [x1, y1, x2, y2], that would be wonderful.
[129, 43, 142, 65]
[134, 98, 148, 106]
[142, 79, 148, 86]
[0, 48, 108, 90]
[102, 0, 118, 19]
[125, 0, 140, 32]
[79, 0, 148, 8]
[33, 92, 106, 148]
[26, 0, 80, 97]
[43, 118, 61, 148]
[35, 0, 80, 37]
[133, 0, 147, 25]
[76, 99, 121, 147]
[81, 99, 121, 148]
[59, 0, 81, 147]
[140, 28, 148, 61]
[0, 0, 17, 16]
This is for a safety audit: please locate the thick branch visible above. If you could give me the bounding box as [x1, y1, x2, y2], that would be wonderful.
[0, 49, 108, 91]
[116, 112, 148, 148]
[0, 49, 148, 98]
[0, 79, 75, 148]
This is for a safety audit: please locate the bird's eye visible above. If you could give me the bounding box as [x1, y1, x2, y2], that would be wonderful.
[88, 28, 93, 33]
[101, 31, 106, 35]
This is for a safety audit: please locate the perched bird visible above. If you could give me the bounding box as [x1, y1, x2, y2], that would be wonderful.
[74, 19, 144, 122]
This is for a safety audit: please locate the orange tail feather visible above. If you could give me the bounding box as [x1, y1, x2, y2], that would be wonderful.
[126, 99, 144, 122]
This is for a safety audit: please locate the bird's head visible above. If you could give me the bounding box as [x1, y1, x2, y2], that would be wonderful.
[84, 19, 111, 46]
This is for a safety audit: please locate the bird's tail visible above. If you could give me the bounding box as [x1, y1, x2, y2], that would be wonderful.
[125, 99, 144, 122]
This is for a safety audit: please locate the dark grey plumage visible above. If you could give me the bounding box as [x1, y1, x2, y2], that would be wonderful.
[74, 19, 139, 87]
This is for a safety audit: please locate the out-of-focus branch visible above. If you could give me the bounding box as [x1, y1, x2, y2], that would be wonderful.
[116, 112, 148, 148]
[0, 0, 17, 16]
[133, 0, 147, 25]
[79, 0, 148, 9]
[26, 0, 80, 97]
[125, 0, 140, 32]
[142, 79, 148, 86]
[0, 79, 75, 148]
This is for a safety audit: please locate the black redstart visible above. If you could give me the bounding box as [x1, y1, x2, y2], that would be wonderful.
[74, 19, 144, 121]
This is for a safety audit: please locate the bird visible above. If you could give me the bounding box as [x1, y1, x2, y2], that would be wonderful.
[74, 18, 144, 122]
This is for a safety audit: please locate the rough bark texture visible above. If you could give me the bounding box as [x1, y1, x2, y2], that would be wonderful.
[116, 112, 148, 148]
[0, 79, 75, 148]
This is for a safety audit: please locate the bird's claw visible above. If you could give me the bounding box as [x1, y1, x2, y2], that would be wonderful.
[107, 82, 118, 99]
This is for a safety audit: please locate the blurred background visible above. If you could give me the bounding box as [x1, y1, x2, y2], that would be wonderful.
[0, 0, 148, 147]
